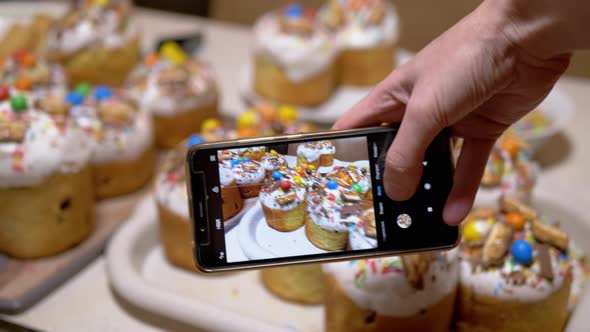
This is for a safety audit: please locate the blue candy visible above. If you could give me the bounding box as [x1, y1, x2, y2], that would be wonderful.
[285, 4, 303, 18]
[511, 239, 533, 265]
[272, 171, 283, 180]
[240, 157, 250, 162]
[94, 85, 113, 101]
[186, 134, 205, 148]
[230, 159, 240, 168]
[327, 179, 339, 190]
[65, 91, 84, 106]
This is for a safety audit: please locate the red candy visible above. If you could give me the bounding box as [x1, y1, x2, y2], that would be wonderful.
[281, 180, 291, 191]
[0, 86, 9, 101]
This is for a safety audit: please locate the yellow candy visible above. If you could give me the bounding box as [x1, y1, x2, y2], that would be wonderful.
[293, 176, 303, 185]
[201, 118, 221, 132]
[271, 149, 278, 155]
[280, 165, 288, 171]
[93, 0, 109, 6]
[463, 221, 481, 242]
[278, 105, 298, 122]
[159, 41, 187, 65]
[308, 164, 316, 170]
[237, 110, 257, 129]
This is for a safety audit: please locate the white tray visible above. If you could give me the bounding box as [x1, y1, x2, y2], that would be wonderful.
[106, 191, 590, 332]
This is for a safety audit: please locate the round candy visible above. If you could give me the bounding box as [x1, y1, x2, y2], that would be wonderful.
[271, 171, 283, 180]
[10, 95, 27, 113]
[65, 91, 84, 106]
[352, 183, 363, 193]
[75, 82, 92, 96]
[160, 41, 187, 65]
[144, 53, 160, 66]
[0, 86, 9, 101]
[240, 157, 250, 162]
[14, 78, 32, 91]
[506, 212, 526, 231]
[285, 3, 303, 17]
[201, 118, 222, 132]
[94, 85, 113, 100]
[281, 180, 291, 191]
[20, 53, 36, 67]
[308, 164, 316, 171]
[278, 105, 298, 122]
[237, 110, 257, 129]
[187, 134, 205, 148]
[293, 175, 303, 185]
[511, 239, 533, 266]
[327, 180, 339, 190]
[463, 221, 481, 243]
[501, 137, 521, 156]
[270, 149, 278, 155]
[236, 127, 258, 138]
[230, 159, 240, 168]
[279, 165, 288, 171]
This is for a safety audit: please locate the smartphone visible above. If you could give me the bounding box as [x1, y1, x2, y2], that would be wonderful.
[186, 126, 458, 272]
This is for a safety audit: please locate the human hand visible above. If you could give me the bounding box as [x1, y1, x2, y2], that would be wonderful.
[333, 0, 577, 225]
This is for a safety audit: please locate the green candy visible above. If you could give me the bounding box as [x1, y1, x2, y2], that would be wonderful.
[352, 183, 363, 193]
[75, 82, 92, 96]
[10, 95, 28, 113]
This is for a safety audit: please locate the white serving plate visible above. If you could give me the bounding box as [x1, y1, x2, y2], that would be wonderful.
[236, 49, 414, 124]
[107, 196, 323, 332]
[236, 203, 326, 261]
[107, 191, 590, 332]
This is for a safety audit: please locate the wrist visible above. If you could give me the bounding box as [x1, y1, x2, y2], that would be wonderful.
[481, 0, 587, 58]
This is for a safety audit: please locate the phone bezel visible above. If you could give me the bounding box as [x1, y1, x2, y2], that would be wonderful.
[187, 126, 460, 272]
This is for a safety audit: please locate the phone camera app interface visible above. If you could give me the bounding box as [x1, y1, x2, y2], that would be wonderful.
[214, 137, 378, 263]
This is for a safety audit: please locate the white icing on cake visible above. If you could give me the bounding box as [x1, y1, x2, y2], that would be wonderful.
[92, 109, 153, 164]
[47, 0, 138, 53]
[127, 59, 218, 116]
[320, 1, 399, 50]
[348, 208, 377, 250]
[459, 252, 569, 302]
[260, 152, 287, 172]
[253, 12, 338, 82]
[0, 100, 91, 188]
[323, 249, 459, 316]
[307, 187, 356, 232]
[460, 212, 572, 303]
[219, 163, 235, 187]
[231, 160, 265, 186]
[155, 171, 189, 220]
[319, 140, 335, 154]
[260, 168, 307, 211]
[297, 142, 321, 162]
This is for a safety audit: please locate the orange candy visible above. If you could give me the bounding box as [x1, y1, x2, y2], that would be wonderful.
[144, 53, 160, 66]
[236, 127, 258, 138]
[501, 137, 520, 156]
[19, 53, 36, 67]
[505, 212, 526, 231]
[14, 77, 33, 91]
[257, 102, 276, 122]
[0, 58, 5, 68]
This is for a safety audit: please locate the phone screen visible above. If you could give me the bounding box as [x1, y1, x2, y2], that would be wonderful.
[189, 128, 457, 270]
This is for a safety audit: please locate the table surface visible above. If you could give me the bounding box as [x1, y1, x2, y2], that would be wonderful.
[2, 4, 590, 332]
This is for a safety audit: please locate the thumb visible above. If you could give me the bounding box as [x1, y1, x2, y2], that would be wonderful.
[383, 97, 445, 201]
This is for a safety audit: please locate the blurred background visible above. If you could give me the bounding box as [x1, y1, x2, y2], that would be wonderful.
[130, 0, 590, 78]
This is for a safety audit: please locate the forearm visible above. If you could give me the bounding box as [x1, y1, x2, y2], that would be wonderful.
[481, 0, 590, 58]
